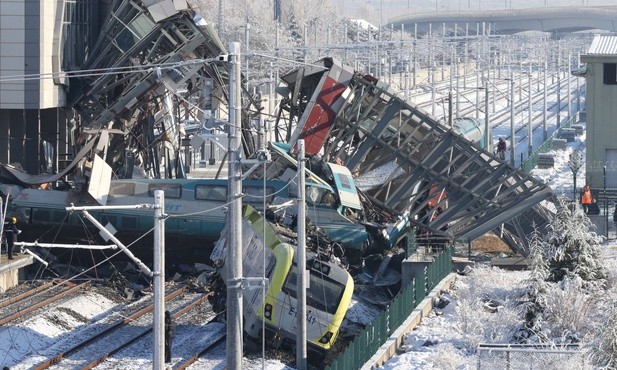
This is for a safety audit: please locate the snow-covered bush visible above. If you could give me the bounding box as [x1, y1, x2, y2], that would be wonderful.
[454, 266, 524, 349]
[455, 296, 485, 349]
[544, 200, 606, 287]
[585, 294, 617, 368]
[542, 276, 597, 344]
[430, 343, 471, 370]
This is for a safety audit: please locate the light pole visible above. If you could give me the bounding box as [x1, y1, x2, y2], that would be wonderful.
[484, 80, 489, 149]
[569, 150, 582, 204]
[509, 76, 515, 166]
[605, 166, 608, 239]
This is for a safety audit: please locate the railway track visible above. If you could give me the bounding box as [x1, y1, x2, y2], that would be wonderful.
[28, 283, 223, 370]
[33, 285, 188, 369]
[0, 280, 57, 309]
[410, 70, 583, 165]
[171, 323, 225, 370]
[0, 280, 90, 325]
[80, 292, 216, 370]
[86, 289, 224, 370]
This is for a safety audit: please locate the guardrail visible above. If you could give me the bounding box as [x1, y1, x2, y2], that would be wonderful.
[326, 246, 454, 370]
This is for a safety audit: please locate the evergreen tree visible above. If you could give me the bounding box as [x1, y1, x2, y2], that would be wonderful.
[544, 199, 606, 287]
[514, 224, 551, 342]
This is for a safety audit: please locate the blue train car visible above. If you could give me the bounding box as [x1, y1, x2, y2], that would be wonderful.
[453, 117, 491, 150]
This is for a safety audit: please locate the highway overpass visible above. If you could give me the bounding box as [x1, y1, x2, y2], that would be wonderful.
[387, 6, 617, 35]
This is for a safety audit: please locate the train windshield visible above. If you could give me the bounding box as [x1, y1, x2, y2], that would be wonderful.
[283, 265, 345, 315]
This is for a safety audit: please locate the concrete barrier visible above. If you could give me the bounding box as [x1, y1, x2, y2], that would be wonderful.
[0, 254, 34, 292]
[537, 153, 555, 169]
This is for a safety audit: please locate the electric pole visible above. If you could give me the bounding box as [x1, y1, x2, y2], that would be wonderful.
[227, 41, 243, 370]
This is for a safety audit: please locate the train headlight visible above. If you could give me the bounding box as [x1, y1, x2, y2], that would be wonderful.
[319, 331, 334, 344]
[264, 303, 273, 320]
[313, 261, 330, 275]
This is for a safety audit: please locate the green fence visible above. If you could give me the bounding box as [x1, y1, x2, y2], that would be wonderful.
[520, 113, 578, 174]
[326, 246, 454, 370]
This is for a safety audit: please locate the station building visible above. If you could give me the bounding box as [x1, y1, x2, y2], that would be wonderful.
[0, 0, 98, 174]
[581, 35, 617, 190]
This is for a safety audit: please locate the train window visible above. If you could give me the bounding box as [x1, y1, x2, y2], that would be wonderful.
[148, 183, 182, 198]
[51, 210, 65, 223]
[283, 265, 345, 315]
[243, 186, 276, 202]
[336, 173, 352, 190]
[304, 186, 320, 205]
[305, 186, 337, 206]
[195, 185, 227, 201]
[123, 216, 138, 230]
[105, 215, 118, 227]
[604, 63, 617, 85]
[32, 208, 51, 222]
[110, 182, 135, 196]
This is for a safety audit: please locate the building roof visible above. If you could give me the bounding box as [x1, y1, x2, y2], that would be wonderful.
[587, 35, 617, 55]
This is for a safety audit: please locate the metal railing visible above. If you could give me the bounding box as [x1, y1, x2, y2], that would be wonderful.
[477, 343, 586, 369]
[326, 246, 454, 370]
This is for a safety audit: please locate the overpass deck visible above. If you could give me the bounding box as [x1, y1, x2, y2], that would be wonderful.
[387, 6, 617, 34]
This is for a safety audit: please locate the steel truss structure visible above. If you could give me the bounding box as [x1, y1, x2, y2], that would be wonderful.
[281, 59, 557, 255]
[67, 0, 237, 177]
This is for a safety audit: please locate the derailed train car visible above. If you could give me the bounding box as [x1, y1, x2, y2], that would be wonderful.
[210, 205, 354, 354]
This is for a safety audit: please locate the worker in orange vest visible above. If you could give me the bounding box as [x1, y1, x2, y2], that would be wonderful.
[581, 185, 592, 214]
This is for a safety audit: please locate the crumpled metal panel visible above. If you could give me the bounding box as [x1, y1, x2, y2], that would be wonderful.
[67, 0, 228, 177]
[71, 0, 223, 128]
[283, 64, 556, 256]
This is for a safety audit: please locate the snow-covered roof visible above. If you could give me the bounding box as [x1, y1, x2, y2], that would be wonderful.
[586, 35, 617, 56]
[349, 19, 378, 31]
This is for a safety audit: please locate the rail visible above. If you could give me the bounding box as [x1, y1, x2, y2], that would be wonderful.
[33, 286, 188, 369]
[0, 280, 57, 309]
[326, 246, 454, 370]
[81, 291, 212, 370]
[0, 281, 89, 325]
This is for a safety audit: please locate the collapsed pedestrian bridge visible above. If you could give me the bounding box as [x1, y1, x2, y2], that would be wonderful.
[277, 58, 557, 255]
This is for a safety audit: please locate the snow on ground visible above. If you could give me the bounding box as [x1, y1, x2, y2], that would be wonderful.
[380, 125, 605, 370]
[381, 243, 617, 370]
[345, 298, 383, 326]
[0, 286, 294, 370]
[0, 290, 121, 368]
[380, 266, 529, 370]
[530, 126, 587, 198]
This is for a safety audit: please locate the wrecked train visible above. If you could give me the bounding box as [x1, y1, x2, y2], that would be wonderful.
[209, 204, 354, 354]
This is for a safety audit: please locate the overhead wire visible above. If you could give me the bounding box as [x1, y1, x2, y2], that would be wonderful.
[0, 57, 224, 83]
[2, 214, 156, 364]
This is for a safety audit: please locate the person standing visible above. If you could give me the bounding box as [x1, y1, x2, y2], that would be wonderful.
[164, 310, 175, 363]
[497, 138, 507, 160]
[581, 185, 592, 214]
[4, 217, 20, 260]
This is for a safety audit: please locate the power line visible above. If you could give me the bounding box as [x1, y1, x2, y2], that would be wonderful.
[0, 57, 224, 83]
